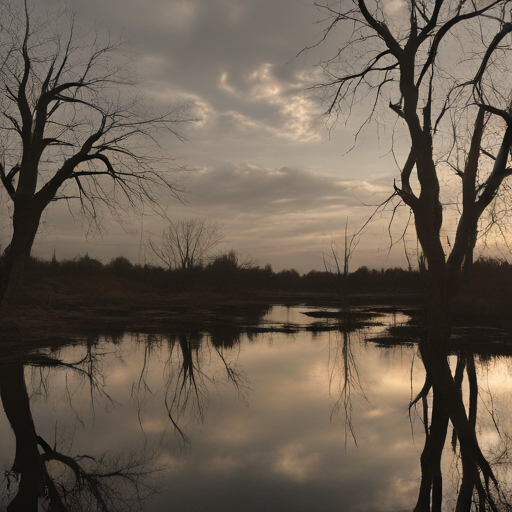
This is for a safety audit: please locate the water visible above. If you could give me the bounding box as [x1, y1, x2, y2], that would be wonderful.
[1, 306, 512, 511]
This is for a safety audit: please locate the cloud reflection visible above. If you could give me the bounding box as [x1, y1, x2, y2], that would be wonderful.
[5, 311, 512, 510]
[25, 327, 422, 510]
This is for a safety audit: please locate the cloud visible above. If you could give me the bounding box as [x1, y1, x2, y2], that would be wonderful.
[273, 443, 320, 482]
[196, 109, 274, 142]
[185, 163, 390, 214]
[218, 63, 323, 142]
[160, 1, 199, 32]
[155, 162, 406, 271]
[143, 63, 323, 145]
[72, 0, 326, 144]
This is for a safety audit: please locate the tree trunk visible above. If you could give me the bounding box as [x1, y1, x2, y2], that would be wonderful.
[0, 200, 43, 311]
[414, 386, 450, 512]
[462, 229, 477, 280]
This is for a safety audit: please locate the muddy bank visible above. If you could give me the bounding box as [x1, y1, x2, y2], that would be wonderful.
[5, 286, 511, 355]
[1, 288, 421, 343]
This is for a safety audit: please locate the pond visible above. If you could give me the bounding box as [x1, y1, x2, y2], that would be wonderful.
[1, 305, 512, 511]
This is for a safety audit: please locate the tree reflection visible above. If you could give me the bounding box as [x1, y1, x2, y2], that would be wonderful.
[0, 347, 161, 512]
[412, 343, 512, 512]
[8, 307, 511, 511]
[329, 328, 367, 447]
[164, 333, 210, 440]
[330, 312, 512, 510]
[132, 330, 249, 444]
[0, 327, 254, 510]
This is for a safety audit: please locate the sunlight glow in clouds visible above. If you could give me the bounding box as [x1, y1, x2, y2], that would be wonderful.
[273, 443, 321, 482]
[218, 63, 323, 142]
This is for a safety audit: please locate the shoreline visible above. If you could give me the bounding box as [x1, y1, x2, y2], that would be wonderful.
[1, 289, 419, 341]
[2, 288, 511, 357]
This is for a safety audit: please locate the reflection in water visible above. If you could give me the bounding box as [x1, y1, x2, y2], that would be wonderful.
[135, 333, 249, 442]
[0, 345, 161, 512]
[329, 327, 367, 446]
[1, 308, 512, 510]
[0, 330, 252, 510]
[412, 343, 512, 511]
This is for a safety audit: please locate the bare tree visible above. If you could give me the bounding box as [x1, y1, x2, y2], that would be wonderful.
[208, 249, 258, 270]
[311, 1, 512, 508]
[151, 219, 224, 270]
[0, 1, 189, 309]
[312, 0, 512, 332]
[323, 218, 359, 311]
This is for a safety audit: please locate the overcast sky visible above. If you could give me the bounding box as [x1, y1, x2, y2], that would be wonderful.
[5, 0, 419, 272]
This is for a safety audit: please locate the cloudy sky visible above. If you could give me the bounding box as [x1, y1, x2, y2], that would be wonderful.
[4, 0, 417, 272]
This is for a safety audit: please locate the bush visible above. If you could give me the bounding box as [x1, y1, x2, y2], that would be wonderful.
[106, 256, 133, 276]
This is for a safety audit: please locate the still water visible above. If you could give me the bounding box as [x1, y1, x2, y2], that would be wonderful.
[1, 306, 512, 511]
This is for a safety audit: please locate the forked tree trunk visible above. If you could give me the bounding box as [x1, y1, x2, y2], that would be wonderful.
[413, 195, 451, 347]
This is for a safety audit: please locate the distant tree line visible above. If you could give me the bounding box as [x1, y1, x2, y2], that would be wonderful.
[22, 250, 420, 294]
[17, 252, 512, 309]
[19, 250, 512, 293]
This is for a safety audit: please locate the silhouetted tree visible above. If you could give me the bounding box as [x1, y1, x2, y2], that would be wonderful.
[324, 219, 358, 311]
[204, 249, 258, 292]
[312, 2, 512, 508]
[151, 219, 224, 270]
[106, 256, 134, 276]
[0, 1, 188, 310]
[208, 249, 257, 271]
[313, 0, 512, 335]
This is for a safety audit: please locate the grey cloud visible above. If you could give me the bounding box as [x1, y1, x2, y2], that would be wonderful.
[74, 0, 321, 85]
[69, 0, 325, 131]
[150, 63, 323, 145]
[196, 110, 275, 142]
[185, 163, 391, 214]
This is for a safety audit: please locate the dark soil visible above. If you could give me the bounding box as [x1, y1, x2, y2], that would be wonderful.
[1, 288, 421, 343]
[4, 282, 512, 356]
